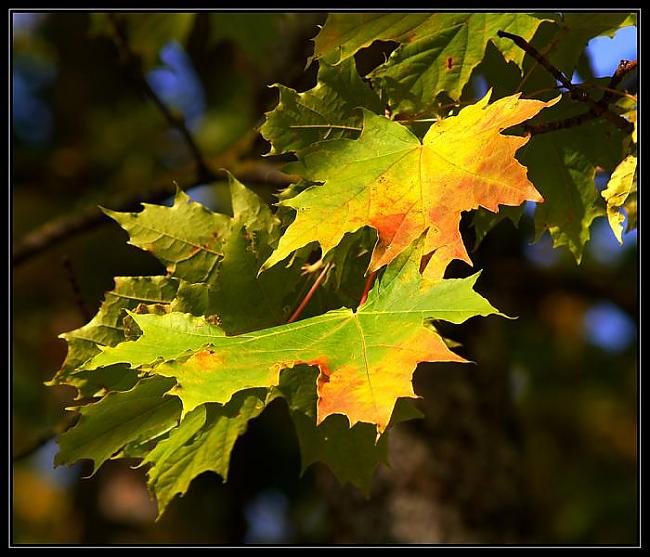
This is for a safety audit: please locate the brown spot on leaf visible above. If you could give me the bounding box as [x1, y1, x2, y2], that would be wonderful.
[206, 315, 221, 326]
[447, 57, 453, 70]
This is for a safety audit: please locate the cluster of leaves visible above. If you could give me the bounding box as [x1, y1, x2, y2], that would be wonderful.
[49, 12, 636, 518]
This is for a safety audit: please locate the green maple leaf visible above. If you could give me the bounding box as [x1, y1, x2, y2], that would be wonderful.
[143, 389, 273, 518]
[260, 57, 383, 155]
[103, 191, 231, 283]
[85, 239, 502, 434]
[104, 173, 303, 332]
[55, 376, 181, 473]
[49, 275, 180, 397]
[312, 13, 549, 114]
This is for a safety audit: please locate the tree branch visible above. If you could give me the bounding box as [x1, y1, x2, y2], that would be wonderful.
[497, 31, 635, 135]
[287, 262, 331, 323]
[358, 271, 377, 307]
[12, 166, 293, 266]
[107, 13, 215, 184]
[62, 255, 91, 322]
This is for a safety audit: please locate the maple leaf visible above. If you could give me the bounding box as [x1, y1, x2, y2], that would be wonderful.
[103, 173, 304, 332]
[103, 190, 231, 283]
[143, 390, 273, 518]
[601, 155, 637, 244]
[519, 96, 628, 261]
[280, 365, 423, 492]
[262, 92, 557, 281]
[260, 56, 382, 155]
[55, 376, 181, 474]
[86, 240, 502, 434]
[311, 13, 549, 114]
[48, 276, 181, 397]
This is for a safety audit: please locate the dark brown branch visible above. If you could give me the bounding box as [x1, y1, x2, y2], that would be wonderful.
[524, 59, 637, 136]
[12, 167, 293, 266]
[600, 59, 637, 105]
[497, 31, 634, 135]
[62, 255, 91, 322]
[497, 30, 580, 99]
[107, 14, 215, 184]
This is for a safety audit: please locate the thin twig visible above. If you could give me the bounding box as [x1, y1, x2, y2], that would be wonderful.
[107, 14, 215, 184]
[358, 271, 377, 308]
[516, 26, 567, 93]
[62, 255, 91, 322]
[524, 59, 637, 136]
[288, 124, 362, 131]
[498, 30, 585, 99]
[287, 262, 331, 323]
[600, 59, 637, 105]
[498, 30, 634, 135]
[588, 86, 637, 103]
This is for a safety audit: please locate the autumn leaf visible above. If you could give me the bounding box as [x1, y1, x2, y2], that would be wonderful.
[280, 365, 423, 492]
[87, 240, 502, 434]
[262, 91, 557, 281]
[602, 155, 637, 244]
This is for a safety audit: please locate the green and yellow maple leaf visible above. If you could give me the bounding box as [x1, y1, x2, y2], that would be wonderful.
[262, 92, 557, 281]
[602, 154, 637, 244]
[85, 240, 502, 434]
[48, 276, 181, 397]
[312, 13, 549, 114]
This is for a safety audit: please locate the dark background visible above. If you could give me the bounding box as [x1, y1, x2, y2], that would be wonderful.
[12, 12, 638, 544]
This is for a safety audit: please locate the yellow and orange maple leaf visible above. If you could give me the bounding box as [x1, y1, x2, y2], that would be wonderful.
[263, 91, 559, 280]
